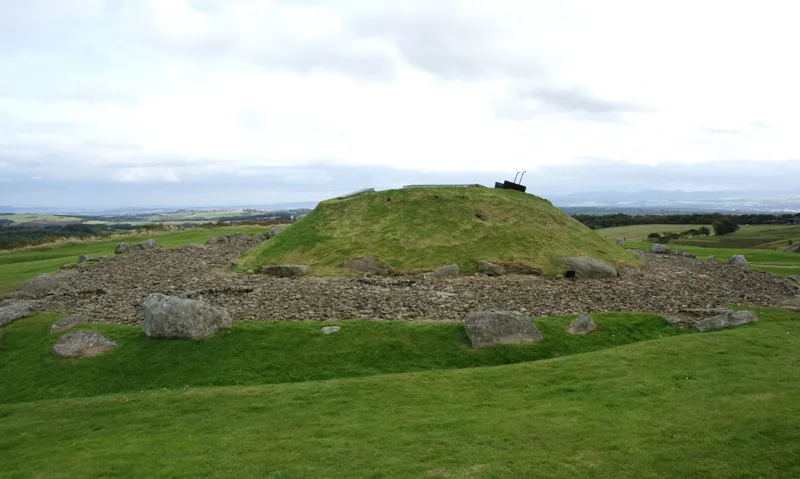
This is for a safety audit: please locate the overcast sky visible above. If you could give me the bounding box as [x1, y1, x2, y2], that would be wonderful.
[1, 0, 799, 208]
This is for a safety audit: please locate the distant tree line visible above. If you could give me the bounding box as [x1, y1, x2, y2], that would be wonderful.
[574, 212, 800, 230]
[0, 224, 126, 250]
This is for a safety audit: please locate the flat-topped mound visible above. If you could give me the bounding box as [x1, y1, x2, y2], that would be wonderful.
[239, 186, 638, 275]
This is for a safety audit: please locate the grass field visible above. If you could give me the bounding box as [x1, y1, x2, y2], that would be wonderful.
[0, 226, 265, 296]
[597, 224, 708, 242]
[1, 307, 798, 478]
[240, 187, 638, 276]
[673, 224, 800, 249]
[0, 213, 83, 224]
[623, 240, 800, 277]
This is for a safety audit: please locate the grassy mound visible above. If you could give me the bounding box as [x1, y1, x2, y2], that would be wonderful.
[239, 187, 637, 275]
[1, 308, 797, 478]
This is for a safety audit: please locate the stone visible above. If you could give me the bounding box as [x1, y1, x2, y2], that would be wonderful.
[253, 233, 267, 242]
[433, 264, 460, 277]
[0, 300, 32, 327]
[184, 243, 206, 249]
[463, 311, 543, 348]
[114, 243, 130, 254]
[50, 316, 89, 333]
[261, 265, 310, 278]
[205, 236, 228, 245]
[226, 233, 252, 245]
[143, 293, 232, 340]
[51, 330, 116, 358]
[615, 238, 624, 246]
[650, 244, 670, 254]
[789, 275, 800, 283]
[695, 310, 758, 332]
[321, 326, 341, 334]
[783, 244, 800, 253]
[343, 256, 389, 275]
[728, 255, 749, 268]
[477, 261, 506, 276]
[568, 314, 598, 335]
[558, 256, 617, 279]
[230, 259, 239, 268]
[267, 226, 285, 238]
[14, 270, 77, 299]
[77, 254, 95, 263]
[141, 239, 161, 250]
[779, 295, 800, 312]
[708, 256, 716, 262]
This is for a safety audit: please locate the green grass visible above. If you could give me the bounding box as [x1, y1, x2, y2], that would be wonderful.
[0, 312, 687, 404]
[0, 213, 82, 224]
[673, 224, 800, 249]
[240, 187, 638, 276]
[1, 308, 798, 478]
[0, 226, 264, 296]
[597, 224, 708, 241]
[624, 241, 800, 266]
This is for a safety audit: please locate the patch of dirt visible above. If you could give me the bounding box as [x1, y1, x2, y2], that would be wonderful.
[26, 246, 800, 324]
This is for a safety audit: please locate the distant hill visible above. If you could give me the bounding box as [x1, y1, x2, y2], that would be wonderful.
[239, 186, 638, 276]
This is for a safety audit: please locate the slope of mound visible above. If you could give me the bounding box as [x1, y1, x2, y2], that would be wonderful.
[239, 187, 638, 275]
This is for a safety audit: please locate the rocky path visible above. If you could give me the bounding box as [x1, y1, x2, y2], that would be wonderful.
[24, 243, 800, 324]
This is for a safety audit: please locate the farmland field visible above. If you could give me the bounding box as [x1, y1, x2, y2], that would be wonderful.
[597, 224, 708, 242]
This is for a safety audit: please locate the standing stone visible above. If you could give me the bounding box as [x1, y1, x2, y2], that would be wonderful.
[434, 264, 460, 277]
[615, 238, 624, 246]
[477, 261, 506, 276]
[650, 244, 670, 254]
[205, 236, 228, 245]
[77, 254, 94, 263]
[253, 233, 267, 242]
[321, 326, 341, 334]
[114, 243, 130, 254]
[558, 257, 617, 279]
[463, 311, 543, 348]
[779, 295, 800, 312]
[783, 244, 800, 253]
[728, 255, 749, 268]
[0, 300, 32, 327]
[142, 293, 233, 340]
[51, 330, 116, 358]
[261, 265, 310, 277]
[708, 256, 716, 262]
[694, 310, 758, 332]
[568, 314, 598, 335]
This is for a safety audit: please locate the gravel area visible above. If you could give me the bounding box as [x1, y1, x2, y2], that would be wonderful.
[24, 243, 800, 324]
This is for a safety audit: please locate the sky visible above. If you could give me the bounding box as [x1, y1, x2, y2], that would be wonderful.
[1, 0, 799, 208]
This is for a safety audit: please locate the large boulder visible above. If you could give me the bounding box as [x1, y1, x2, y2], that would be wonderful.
[0, 299, 32, 327]
[343, 256, 389, 275]
[783, 244, 800, 253]
[695, 310, 758, 332]
[728, 255, 749, 268]
[477, 261, 506, 276]
[77, 254, 95, 263]
[114, 243, 130, 254]
[50, 316, 89, 333]
[433, 264, 460, 277]
[205, 236, 229, 246]
[143, 293, 232, 340]
[558, 256, 617, 279]
[568, 314, 598, 336]
[261, 265, 310, 278]
[463, 311, 543, 348]
[14, 270, 77, 300]
[253, 233, 267, 242]
[267, 226, 285, 238]
[226, 233, 252, 245]
[650, 244, 670, 254]
[51, 330, 116, 358]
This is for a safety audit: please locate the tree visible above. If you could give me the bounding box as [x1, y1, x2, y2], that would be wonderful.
[698, 226, 711, 236]
[712, 219, 739, 236]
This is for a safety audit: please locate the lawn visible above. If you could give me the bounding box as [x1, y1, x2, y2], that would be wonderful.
[0, 312, 687, 404]
[624, 241, 800, 266]
[597, 224, 708, 242]
[673, 224, 800, 249]
[0, 226, 266, 296]
[1, 307, 798, 478]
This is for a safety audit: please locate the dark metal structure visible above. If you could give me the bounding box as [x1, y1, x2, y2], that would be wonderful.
[494, 171, 527, 193]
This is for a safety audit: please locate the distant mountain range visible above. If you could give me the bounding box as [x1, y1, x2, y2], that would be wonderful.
[3, 190, 800, 215]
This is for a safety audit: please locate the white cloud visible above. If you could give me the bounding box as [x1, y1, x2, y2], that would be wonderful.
[0, 0, 799, 192]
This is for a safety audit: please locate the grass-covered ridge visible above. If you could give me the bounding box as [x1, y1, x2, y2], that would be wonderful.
[239, 187, 638, 275]
[0, 312, 685, 404]
[1, 308, 798, 478]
